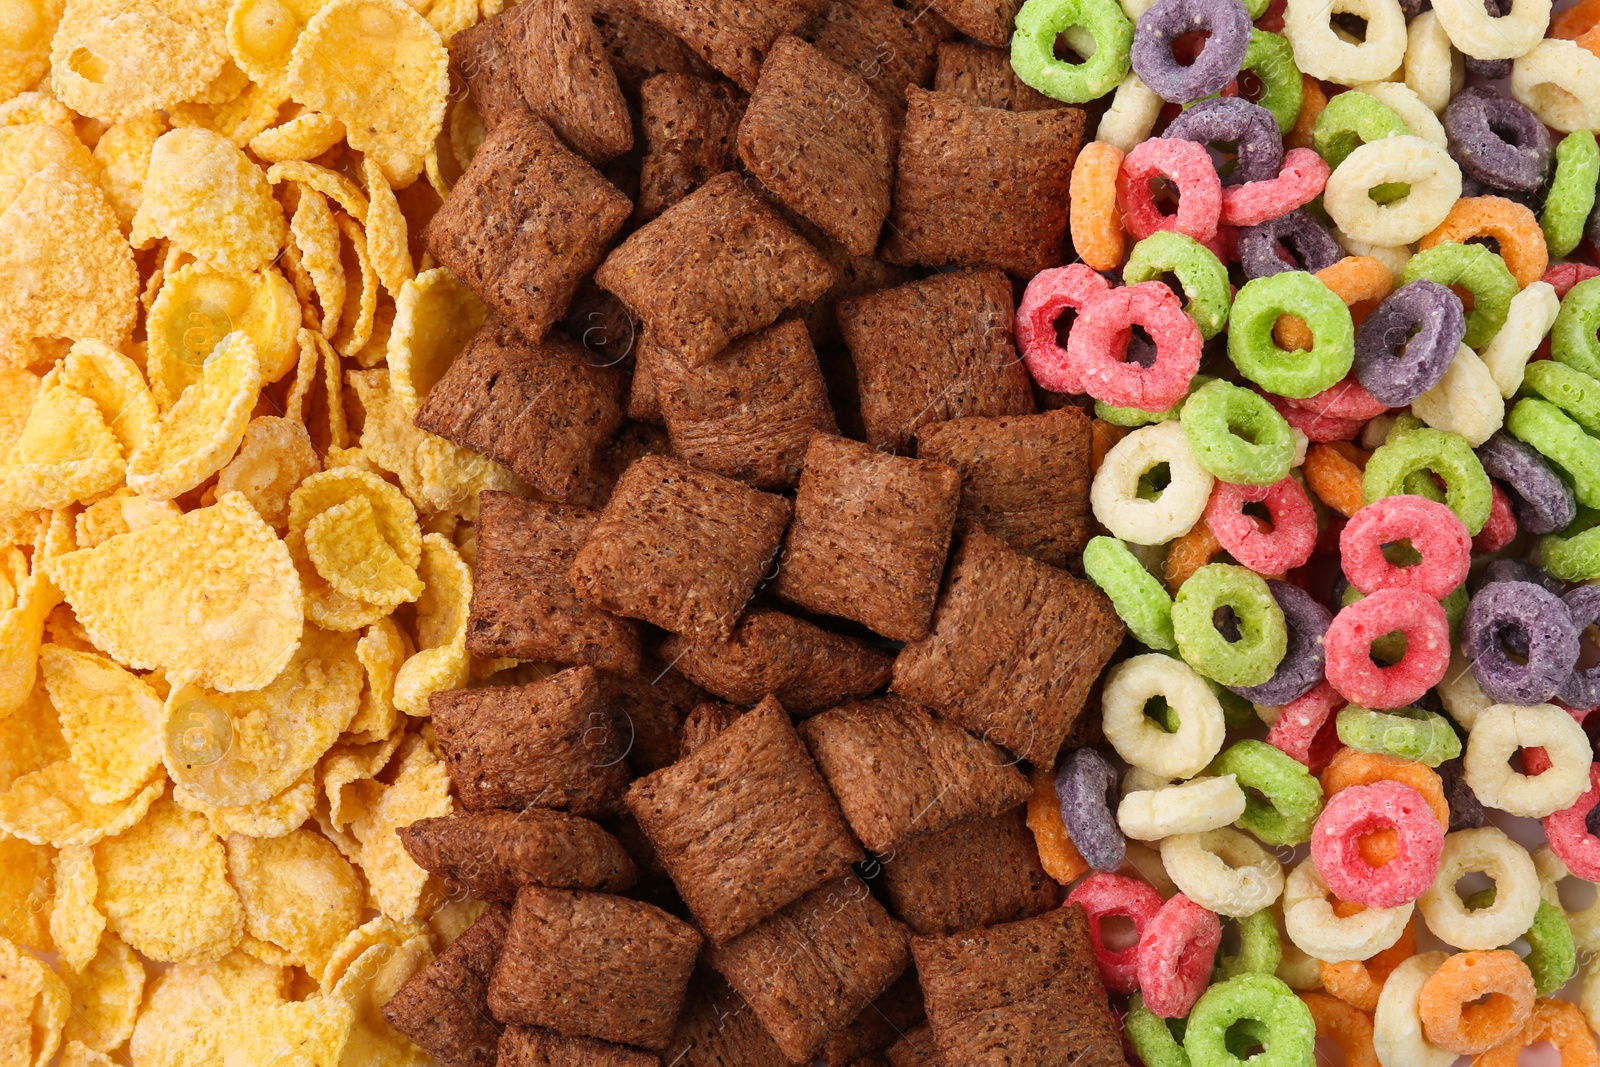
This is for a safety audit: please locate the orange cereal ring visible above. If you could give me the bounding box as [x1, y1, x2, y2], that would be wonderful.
[1091, 418, 1129, 474]
[1299, 992, 1380, 1067]
[1477, 997, 1600, 1067]
[1420, 197, 1549, 289]
[1275, 256, 1394, 350]
[1320, 749, 1448, 866]
[1319, 913, 1417, 1012]
[1072, 143, 1126, 272]
[1581, 25, 1600, 58]
[1027, 762, 1088, 885]
[1162, 516, 1225, 592]
[1304, 442, 1369, 518]
[1417, 950, 1536, 1054]
[1287, 75, 1327, 152]
[1552, 0, 1600, 38]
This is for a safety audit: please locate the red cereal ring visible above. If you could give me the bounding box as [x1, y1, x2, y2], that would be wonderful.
[1544, 762, 1600, 881]
[1310, 780, 1446, 909]
[1265, 391, 1364, 441]
[1220, 147, 1331, 227]
[1339, 496, 1472, 599]
[1267, 679, 1346, 771]
[1116, 138, 1224, 244]
[1472, 483, 1518, 553]
[1066, 281, 1203, 411]
[1205, 476, 1318, 575]
[1545, 262, 1600, 299]
[1136, 892, 1223, 1018]
[1016, 264, 1115, 394]
[1066, 871, 1166, 994]
[1324, 588, 1452, 709]
[1287, 376, 1388, 421]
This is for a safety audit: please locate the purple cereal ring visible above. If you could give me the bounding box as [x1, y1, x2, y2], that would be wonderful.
[1399, 0, 1430, 17]
[1238, 209, 1342, 280]
[1476, 432, 1578, 537]
[1463, 581, 1581, 706]
[1460, 174, 1542, 212]
[1229, 579, 1332, 707]
[1056, 747, 1126, 872]
[1482, 557, 1565, 596]
[1353, 281, 1467, 407]
[1444, 86, 1553, 194]
[1131, 0, 1253, 104]
[1462, 0, 1513, 78]
[1561, 586, 1600, 711]
[1162, 98, 1284, 187]
[1438, 756, 1486, 832]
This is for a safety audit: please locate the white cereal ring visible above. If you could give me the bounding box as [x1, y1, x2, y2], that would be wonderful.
[1417, 826, 1542, 949]
[1373, 951, 1458, 1067]
[1096, 73, 1164, 158]
[1403, 10, 1463, 114]
[1119, 775, 1249, 841]
[1284, 0, 1407, 83]
[1283, 857, 1413, 962]
[1432, 0, 1548, 59]
[1090, 421, 1214, 546]
[1464, 703, 1591, 818]
[1511, 40, 1600, 134]
[1324, 136, 1461, 246]
[1410, 344, 1504, 447]
[1101, 653, 1227, 779]
[1160, 828, 1284, 916]
[1482, 281, 1561, 398]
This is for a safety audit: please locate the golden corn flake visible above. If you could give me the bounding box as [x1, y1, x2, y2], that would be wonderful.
[226, 0, 330, 98]
[50, 0, 229, 121]
[56, 340, 157, 462]
[387, 267, 484, 417]
[45, 491, 304, 692]
[361, 157, 412, 296]
[333, 213, 377, 357]
[289, 468, 422, 568]
[319, 724, 402, 831]
[327, 932, 432, 1067]
[0, 590, 60, 725]
[58, 1039, 113, 1067]
[350, 291, 394, 368]
[127, 950, 289, 1066]
[225, 829, 364, 975]
[232, 996, 353, 1067]
[306, 497, 424, 610]
[216, 416, 320, 532]
[48, 845, 103, 973]
[283, 327, 349, 456]
[59, 933, 142, 1053]
[174, 76, 287, 150]
[0, 0, 64, 102]
[147, 266, 301, 410]
[265, 159, 367, 222]
[290, 188, 345, 337]
[0, 375, 125, 516]
[0, 123, 98, 217]
[427, 896, 487, 949]
[348, 616, 408, 741]
[0, 762, 163, 848]
[0, 681, 68, 787]
[0, 836, 53, 954]
[249, 109, 345, 163]
[42, 605, 96, 655]
[426, 0, 476, 43]
[172, 766, 316, 838]
[0, 934, 67, 1067]
[125, 331, 262, 501]
[39, 645, 163, 804]
[348, 733, 449, 921]
[289, 529, 389, 634]
[393, 533, 470, 715]
[90, 111, 166, 229]
[73, 488, 181, 550]
[130, 129, 286, 274]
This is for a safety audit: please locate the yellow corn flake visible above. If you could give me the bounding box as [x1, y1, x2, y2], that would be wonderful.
[0, 94, 75, 135]
[48, 845, 103, 973]
[172, 766, 316, 838]
[289, 467, 422, 567]
[428, 896, 487, 948]
[0, 762, 163, 848]
[0, 375, 125, 516]
[0, 837, 53, 954]
[45, 492, 304, 692]
[284, 0, 449, 188]
[125, 331, 263, 501]
[348, 616, 408, 741]
[0, 935, 67, 1067]
[216, 416, 321, 531]
[320, 725, 402, 831]
[0, 162, 137, 354]
[316, 915, 420, 992]
[225, 829, 364, 975]
[42, 605, 96, 654]
[350, 293, 394, 368]
[265, 159, 368, 222]
[233, 996, 354, 1067]
[387, 267, 484, 417]
[59, 933, 142, 1053]
[0, 0, 64, 102]
[226, 0, 331, 98]
[327, 929, 433, 1067]
[0, 681, 68, 786]
[130, 129, 286, 274]
[393, 533, 470, 715]
[56, 340, 157, 458]
[347, 733, 450, 921]
[306, 497, 424, 609]
[288, 529, 389, 634]
[170, 78, 286, 150]
[360, 157, 412, 296]
[39, 645, 163, 805]
[290, 188, 345, 337]
[0, 123, 98, 217]
[425, 0, 476, 42]
[147, 266, 301, 410]
[333, 214, 377, 357]
[73, 488, 181, 550]
[284, 327, 349, 455]
[0, 367, 39, 459]
[90, 111, 165, 229]
[50, 0, 230, 121]
[127, 950, 290, 1065]
[58, 1039, 113, 1067]
[248, 110, 345, 163]
[193, 58, 253, 105]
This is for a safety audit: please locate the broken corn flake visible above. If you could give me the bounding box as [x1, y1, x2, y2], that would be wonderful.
[73, 488, 181, 550]
[0, 835, 54, 954]
[333, 212, 378, 357]
[40, 644, 164, 804]
[49, 844, 104, 973]
[319, 723, 403, 832]
[248, 109, 345, 162]
[387, 266, 485, 417]
[348, 616, 409, 741]
[0, 372, 126, 516]
[0, 934, 67, 1067]
[225, 828, 364, 974]
[0, 762, 164, 849]
[393, 533, 471, 715]
[360, 155, 412, 296]
[55, 341, 158, 458]
[266, 159, 368, 222]
[145, 263, 300, 408]
[289, 467, 422, 568]
[225, 0, 330, 98]
[173, 765, 317, 838]
[0, 122, 98, 216]
[306, 496, 424, 609]
[130, 128, 285, 273]
[59, 933, 144, 1054]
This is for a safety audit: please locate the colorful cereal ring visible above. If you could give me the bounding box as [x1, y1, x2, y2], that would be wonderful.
[1015, 263, 1114, 394]
[1303, 441, 1367, 518]
[1204, 477, 1316, 575]
[1416, 949, 1536, 1054]
[1138, 891, 1225, 1017]
[1117, 137, 1224, 244]
[1171, 563, 1289, 687]
[1543, 764, 1600, 881]
[1123, 231, 1232, 339]
[1324, 589, 1451, 709]
[1070, 142, 1127, 271]
[1362, 425, 1493, 534]
[1067, 871, 1165, 993]
[1123, 993, 1189, 1067]
[1300, 991, 1380, 1067]
[1335, 705, 1462, 767]
[1231, 580, 1330, 708]
[1311, 780, 1445, 909]
[1476, 430, 1578, 536]
[1419, 196, 1549, 289]
[1214, 907, 1283, 982]
[1418, 825, 1542, 950]
[1209, 738, 1324, 847]
[1012, 0, 1136, 103]
[1265, 679, 1345, 772]
[1462, 581, 1580, 707]
[1476, 997, 1600, 1067]
[1312, 89, 1410, 170]
[1340, 495, 1471, 599]
[1067, 281, 1204, 411]
[1553, 276, 1600, 379]
[1056, 746, 1126, 872]
[1183, 973, 1315, 1067]
[1229, 271, 1355, 399]
[1400, 241, 1517, 350]
[1083, 535, 1176, 650]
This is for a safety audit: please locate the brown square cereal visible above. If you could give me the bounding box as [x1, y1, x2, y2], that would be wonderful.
[800, 0, 954, 126]
[891, 532, 1124, 766]
[928, 0, 1021, 46]
[591, 0, 715, 95]
[634, 0, 831, 90]
[660, 609, 893, 715]
[597, 657, 708, 775]
[569, 454, 792, 642]
[773, 435, 960, 643]
[679, 701, 744, 757]
[797, 694, 1031, 853]
[430, 665, 632, 816]
[563, 280, 642, 380]
[382, 905, 511, 1067]
[912, 905, 1123, 1067]
[498, 1027, 660, 1066]
[488, 888, 702, 1049]
[425, 112, 632, 343]
[838, 268, 1035, 454]
[505, 0, 634, 163]
[637, 74, 746, 223]
[398, 808, 638, 902]
[821, 970, 925, 1067]
[626, 336, 667, 425]
[885, 1024, 942, 1067]
[708, 875, 911, 1062]
[568, 422, 672, 509]
[933, 42, 1061, 111]
[915, 408, 1094, 568]
[881, 809, 1059, 936]
[625, 696, 864, 943]
[737, 36, 894, 257]
[791, 221, 918, 349]
[653, 319, 838, 490]
[882, 88, 1084, 278]
[466, 493, 641, 671]
[452, 12, 531, 132]
[594, 171, 834, 369]
[664, 970, 804, 1066]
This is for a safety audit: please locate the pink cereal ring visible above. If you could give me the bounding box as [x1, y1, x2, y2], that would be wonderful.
[1065, 281, 1202, 410]
[1472, 483, 1518, 553]
[1288, 375, 1388, 421]
[1544, 262, 1600, 299]
[1339, 496, 1472, 599]
[1265, 391, 1364, 442]
[1136, 892, 1223, 1018]
[1066, 872, 1165, 993]
[1544, 763, 1600, 880]
[1016, 264, 1115, 394]
[1206, 477, 1318, 574]
[1324, 588, 1451, 709]
[1311, 780, 1446, 909]
[1116, 138, 1223, 244]
[1220, 148, 1332, 227]
[1267, 679, 1346, 772]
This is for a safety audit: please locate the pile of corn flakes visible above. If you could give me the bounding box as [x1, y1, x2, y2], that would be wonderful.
[0, 0, 520, 1060]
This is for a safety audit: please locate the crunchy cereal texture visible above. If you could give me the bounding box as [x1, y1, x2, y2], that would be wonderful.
[488, 887, 702, 1050]
[820, 970, 926, 1067]
[933, 42, 1062, 112]
[789, 215, 918, 349]
[883, 88, 1084, 278]
[839, 268, 1036, 454]
[773, 435, 961, 643]
[398, 808, 638, 901]
[881, 809, 1059, 936]
[637, 74, 745, 223]
[568, 422, 673, 509]
[678, 701, 744, 758]
[568, 454, 793, 642]
[497, 1025, 661, 1066]
[381, 905, 511, 1067]
[885, 1023, 943, 1066]
[633, 0, 831, 90]
[590, 0, 716, 94]
[505, 0, 634, 163]
[912, 905, 1123, 1067]
[596, 658, 709, 775]
[737, 35, 894, 257]
[799, 0, 954, 126]
[663, 970, 801, 1066]
[424, 112, 632, 343]
[625, 696, 863, 943]
[594, 171, 834, 368]
[928, 0, 1021, 46]
[452, 12, 531, 131]
[915, 408, 1094, 568]
[893, 533, 1124, 776]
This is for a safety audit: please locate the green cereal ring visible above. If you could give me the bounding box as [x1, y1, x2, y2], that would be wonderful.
[1553, 277, 1600, 381]
[1443, 583, 1467, 644]
[1172, 565, 1288, 688]
[1184, 973, 1316, 1067]
[1384, 412, 1426, 443]
[1213, 680, 1260, 732]
[1214, 908, 1284, 983]
[1362, 426, 1492, 535]
[1011, 0, 1134, 104]
[1520, 359, 1600, 437]
[1507, 397, 1600, 510]
[1228, 272, 1355, 400]
[1401, 242, 1518, 350]
[1085, 535, 1177, 649]
[1097, 399, 1184, 426]
[1313, 91, 1410, 170]
[1210, 739, 1324, 846]
[1125, 994, 1190, 1067]
[1241, 30, 1303, 134]
[1125, 232, 1233, 340]
[1464, 889, 1576, 996]
[1542, 131, 1600, 260]
[1334, 705, 1462, 767]
[1540, 509, 1600, 582]
[1181, 379, 1296, 486]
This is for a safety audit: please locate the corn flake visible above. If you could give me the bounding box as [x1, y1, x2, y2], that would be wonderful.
[90, 111, 165, 229]
[306, 497, 423, 609]
[347, 733, 449, 921]
[73, 489, 181, 549]
[289, 468, 422, 568]
[265, 159, 367, 222]
[447, 91, 485, 177]
[0, 123, 98, 217]
[50, 0, 229, 121]
[348, 616, 407, 741]
[226, 0, 331, 98]
[0, 935, 66, 1067]
[0, 367, 39, 459]
[0, 837, 53, 954]
[0, 376, 125, 516]
[393, 533, 470, 715]
[0, 681, 68, 784]
[328, 935, 432, 1067]
[317, 915, 422, 992]
[387, 267, 483, 417]
[147, 265, 301, 409]
[319, 724, 402, 831]
[130, 129, 286, 274]
[0, 94, 74, 135]
[0, 0, 63, 102]
[57, 340, 157, 458]
[126, 330, 263, 501]
[290, 188, 345, 337]
[172, 766, 316, 838]
[48, 845, 103, 972]
[427, 896, 487, 948]
[249, 110, 346, 162]
[333, 213, 376, 357]
[127, 950, 288, 1066]
[216, 416, 320, 531]
[0, 762, 163, 848]
[40, 645, 163, 805]
[59, 933, 142, 1053]
[225, 829, 364, 975]
[360, 157, 412, 296]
